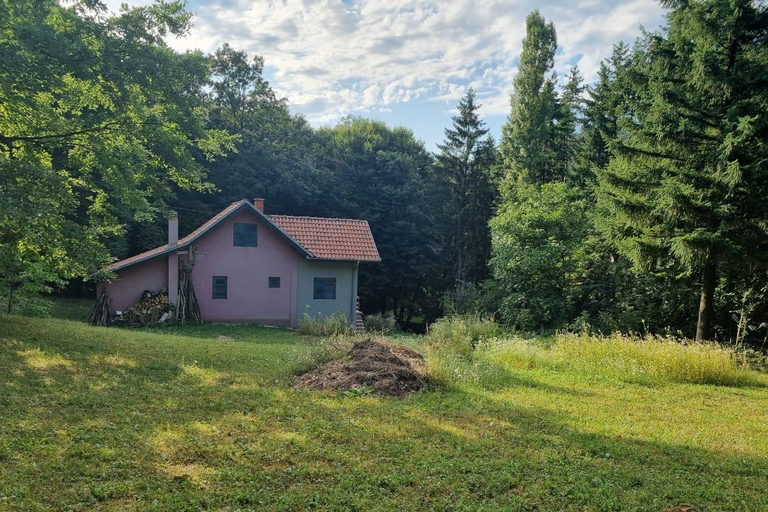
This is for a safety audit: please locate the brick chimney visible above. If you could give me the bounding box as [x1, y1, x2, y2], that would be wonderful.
[168, 212, 178, 245]
[253, 198, 265, 212]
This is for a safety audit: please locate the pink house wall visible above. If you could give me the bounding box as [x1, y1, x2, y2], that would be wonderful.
[97, 255, 169, 312]
[189, 209, 299, 325]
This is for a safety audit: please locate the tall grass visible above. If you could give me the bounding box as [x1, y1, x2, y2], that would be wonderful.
[550, 332, 755, 386]
[428, 316, 499, 358]
[298, 311, 354, 337]
[426, 317, 764, 388]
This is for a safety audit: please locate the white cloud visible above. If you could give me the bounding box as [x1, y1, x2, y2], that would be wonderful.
[106, 0, 666, 125]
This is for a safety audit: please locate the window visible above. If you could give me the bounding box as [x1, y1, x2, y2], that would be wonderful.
[212, 276, 228, 299]
[269, 276, 281, 288]
[313, 277, 336, 300]
[233, 223, 258, 247]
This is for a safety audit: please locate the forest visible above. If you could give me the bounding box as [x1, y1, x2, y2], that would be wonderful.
[1, 0, 767, 343]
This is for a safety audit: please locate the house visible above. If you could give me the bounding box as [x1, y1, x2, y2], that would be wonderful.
[97, 199, 380, 327]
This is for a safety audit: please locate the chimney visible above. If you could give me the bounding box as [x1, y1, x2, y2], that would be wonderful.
[168, 212, 178, 245]
[253, 198, 265, 212]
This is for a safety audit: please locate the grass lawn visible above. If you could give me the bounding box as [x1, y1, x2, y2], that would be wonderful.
[1, 312, 767, 511]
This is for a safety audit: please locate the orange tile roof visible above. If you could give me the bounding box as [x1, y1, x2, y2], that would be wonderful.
[107, 200, 379, 271]
[270, 215, 381, 262]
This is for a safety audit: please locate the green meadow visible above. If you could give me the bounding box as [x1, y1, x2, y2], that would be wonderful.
[1, 305, 767, 511]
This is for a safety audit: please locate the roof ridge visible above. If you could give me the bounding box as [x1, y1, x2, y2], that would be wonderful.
[269, 214, 370, 223]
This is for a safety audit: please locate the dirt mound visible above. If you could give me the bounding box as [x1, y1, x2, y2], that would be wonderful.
[296, 339, 427, 396]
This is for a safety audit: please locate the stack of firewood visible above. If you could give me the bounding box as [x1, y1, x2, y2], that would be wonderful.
[121, 289, 169, 326]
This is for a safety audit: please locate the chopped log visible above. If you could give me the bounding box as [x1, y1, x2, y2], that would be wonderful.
[88, 290, 111, 326]
[122, 291, 169, 327]
[176, 251, 202, 324]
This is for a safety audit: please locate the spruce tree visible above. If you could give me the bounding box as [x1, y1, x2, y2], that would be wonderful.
[557, 66, 586, 184]
[597, 0, 768, 340]
[434, 88, 495, 291]
[499, 10, 559, 186]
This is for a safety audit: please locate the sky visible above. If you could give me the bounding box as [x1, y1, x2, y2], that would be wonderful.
[105, 0, 667, 151]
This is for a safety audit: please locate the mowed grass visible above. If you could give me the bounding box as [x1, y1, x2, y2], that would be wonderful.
[1, 314, 768, 511]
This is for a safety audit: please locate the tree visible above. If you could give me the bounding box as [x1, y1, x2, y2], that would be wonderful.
[490, 181, 589, 330]
[578, 43, 630, 181]
[0, 0, 234, 311]
[499, 10, 559, 186]
[316, 118, 439, 326]
[433, 88, 497, 291]
[556, 66, 586, 185]
[596, 0, 768, 340]
[168, 44, 323, 240]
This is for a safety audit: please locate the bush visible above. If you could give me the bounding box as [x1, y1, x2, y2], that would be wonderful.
[427, 316, 499, 358]
[298, 311, 354, 337]
[443, 282, 499, 318]
[363, 313, 398, 334]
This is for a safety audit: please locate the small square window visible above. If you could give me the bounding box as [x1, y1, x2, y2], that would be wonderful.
[313, 277, 336, 300]
[269, 276, 280, 288]
[212, 276, 227, 299]
[233, 223, 258, 247]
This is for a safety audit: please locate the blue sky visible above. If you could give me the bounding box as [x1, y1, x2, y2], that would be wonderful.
[106, 0, 667, 151]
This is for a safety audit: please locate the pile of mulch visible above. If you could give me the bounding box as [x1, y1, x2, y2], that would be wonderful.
[296, 339, 427, 396]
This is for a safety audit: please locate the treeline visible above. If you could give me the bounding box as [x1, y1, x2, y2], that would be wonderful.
[1, 0, 766, 342]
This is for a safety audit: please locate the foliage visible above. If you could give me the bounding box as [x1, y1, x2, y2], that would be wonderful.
[363, 313, 399, 335]
[316, 118, 440, 325]
[545, 332, 759, 386]
[432, 88, 497, 290]
[499, 10, 559, 185]
[596, 0, 768, 340]
[298, 310, 354, 337]
[490, 182, 590, 330]
[171, 44, 324, 234]
[442, 281, 501, 319]
[429, 329, 763, 389]
[0, 0, 234, 307]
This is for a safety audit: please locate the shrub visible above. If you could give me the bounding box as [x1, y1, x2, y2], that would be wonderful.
[298, 311, 354, 337]
[443, 282, 500, 318]
[364, 313, 398, 334]
[427, 316, 499, 358]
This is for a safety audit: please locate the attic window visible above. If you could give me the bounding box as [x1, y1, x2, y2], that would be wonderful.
[269, 277, 280, 288]
[234, 223, 257, 247]
[313, 278, 336, 300]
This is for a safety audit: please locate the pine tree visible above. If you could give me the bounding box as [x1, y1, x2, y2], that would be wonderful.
[499, 10, 559, 186]
[435, 88, 495, 291]
[597, 0, 768, 340]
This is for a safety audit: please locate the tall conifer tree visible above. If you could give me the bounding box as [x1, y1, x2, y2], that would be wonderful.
[499, 10, 559, 186]
[435, 89, 496, 290]
[597, 0, 768, 340]
[557, 66, 586, 184]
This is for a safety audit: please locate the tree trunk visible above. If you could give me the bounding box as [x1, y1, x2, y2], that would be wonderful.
[695, 252, 717, 341]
